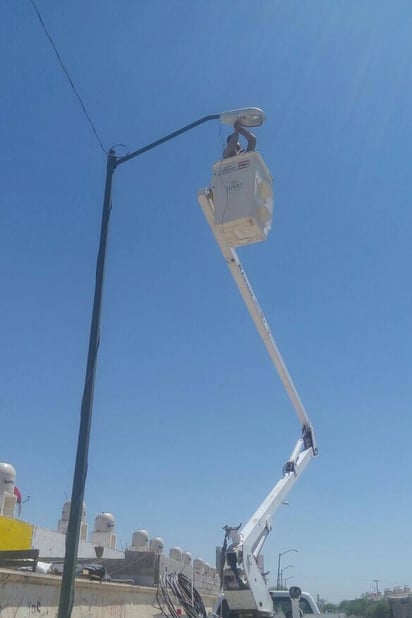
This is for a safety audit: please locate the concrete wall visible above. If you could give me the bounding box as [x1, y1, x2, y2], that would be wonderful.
[32, 526, 124, 560]
[388, 596, 412, 618]
[0, 569, 217, 618]
[102, 550, 220, 594]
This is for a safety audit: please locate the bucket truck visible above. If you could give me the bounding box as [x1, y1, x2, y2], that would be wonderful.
[197, 145, 318, 618]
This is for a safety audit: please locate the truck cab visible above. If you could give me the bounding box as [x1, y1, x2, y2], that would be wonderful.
[269, 590, 319, 618]
[212, 590, 320, 618]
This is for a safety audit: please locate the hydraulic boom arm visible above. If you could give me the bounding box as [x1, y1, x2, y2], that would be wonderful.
[197, 188, 318, 616]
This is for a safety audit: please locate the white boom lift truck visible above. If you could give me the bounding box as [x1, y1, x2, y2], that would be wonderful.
[197, 116, 318, 618]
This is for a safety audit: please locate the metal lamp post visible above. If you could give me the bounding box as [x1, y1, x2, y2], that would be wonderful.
[280, 565, 294, 589]
[276, 549, 298, 590]
[57, 108, 265, 618]
[284, 576, 295, 589]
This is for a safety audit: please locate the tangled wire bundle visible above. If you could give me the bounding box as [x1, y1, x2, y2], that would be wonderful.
[157, 572, 207, 618]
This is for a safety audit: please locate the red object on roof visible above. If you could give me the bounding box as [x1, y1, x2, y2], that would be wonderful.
[14, 486, 22, 504]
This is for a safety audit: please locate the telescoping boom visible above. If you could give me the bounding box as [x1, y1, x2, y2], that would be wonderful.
[197, 151, 317, 617]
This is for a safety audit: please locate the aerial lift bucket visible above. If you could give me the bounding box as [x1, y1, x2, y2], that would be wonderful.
[210, 151, 274, 247]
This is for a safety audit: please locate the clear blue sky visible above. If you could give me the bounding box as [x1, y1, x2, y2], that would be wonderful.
[2, 1, 412, 603]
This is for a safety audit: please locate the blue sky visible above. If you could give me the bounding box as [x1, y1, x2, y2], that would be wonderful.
[2, 0, 412, 603]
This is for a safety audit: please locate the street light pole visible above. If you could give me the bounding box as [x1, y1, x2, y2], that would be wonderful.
[276, 549, 298, 590]
[57, 149, 116, 618]
[57, 108, 265, 618]
[280, 565, 293, 589]
[284, 576, 295, 589]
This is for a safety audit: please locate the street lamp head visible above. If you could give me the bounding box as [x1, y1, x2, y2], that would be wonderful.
[280, 548, 298, 557]
[282, 565, 294, 573]
[219, 107, 265, 127]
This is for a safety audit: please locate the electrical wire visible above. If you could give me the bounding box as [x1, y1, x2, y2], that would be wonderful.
[28, 0, 108, 155]
[156, 572, 207, 618]
[214, 151, 232, 230]
[217, 122, 226, 153]
[215, 122, 246, 230]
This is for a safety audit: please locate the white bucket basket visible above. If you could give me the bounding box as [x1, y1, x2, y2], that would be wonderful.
[211, 151, 274, 247]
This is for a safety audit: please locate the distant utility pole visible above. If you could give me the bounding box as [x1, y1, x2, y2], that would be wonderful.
[373, 579, 380, 595]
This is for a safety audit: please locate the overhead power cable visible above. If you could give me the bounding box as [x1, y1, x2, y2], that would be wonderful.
[28, 0, 108, 154]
